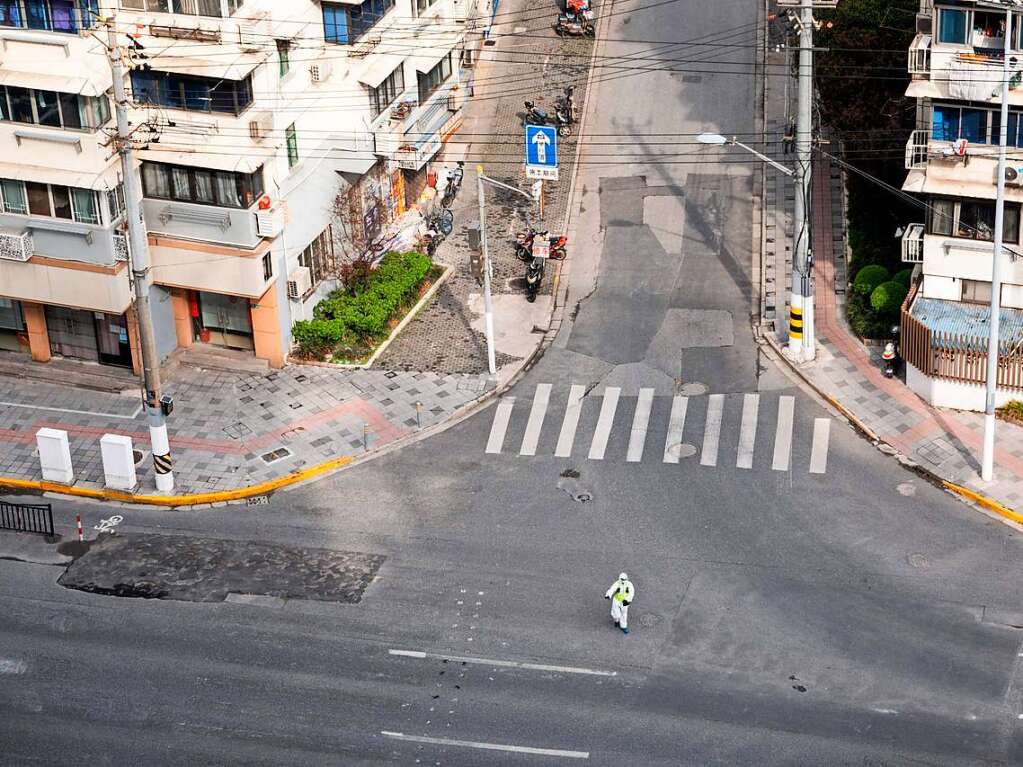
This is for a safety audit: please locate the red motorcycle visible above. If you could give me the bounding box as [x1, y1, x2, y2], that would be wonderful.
[515, 229, 567, 261]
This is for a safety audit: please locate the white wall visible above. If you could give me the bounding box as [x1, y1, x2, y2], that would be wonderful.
[907, 362, 1022, 410]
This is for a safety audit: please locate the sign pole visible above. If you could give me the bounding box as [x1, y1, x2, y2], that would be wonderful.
[477, 165, 498, 379]
[539, 181, 545, 221]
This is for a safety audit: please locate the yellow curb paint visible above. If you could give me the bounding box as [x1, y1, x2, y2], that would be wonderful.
[942, 481, 1023, 525]
[0, 455, 353, 508]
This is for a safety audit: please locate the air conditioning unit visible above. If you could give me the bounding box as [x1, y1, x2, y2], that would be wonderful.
[916, 13, 932, 35]
[256, 206, 284, 238]
[287, 266, 312, 300]
[1006, 167, 1023, 186]
[309, 59, 333, 84]
[237, 13, 269, 51]
[249, 112, 272, 142]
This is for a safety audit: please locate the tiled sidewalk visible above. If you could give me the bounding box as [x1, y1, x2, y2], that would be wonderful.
[771, 149, 1023, 515]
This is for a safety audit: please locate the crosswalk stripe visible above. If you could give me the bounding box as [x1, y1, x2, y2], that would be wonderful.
[736, 393, 760, 469]
[626, 388, 655, 463]
[588, 387, 621, 460]
[662, 395, 689, 464]
[809, 418, 831, 474]
[700, 394, 724, 467]
[485, 397, 516, 454]
[520, 384, 552, 456]
[772, 395, 795, 471]
[555, 384, 586, 458]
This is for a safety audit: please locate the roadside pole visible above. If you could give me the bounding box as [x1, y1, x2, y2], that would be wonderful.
[476, 166, 498, 379]
[788, 0, 815, 360]
[106, 19, 174, 492]
[982, 7, 1013, 481]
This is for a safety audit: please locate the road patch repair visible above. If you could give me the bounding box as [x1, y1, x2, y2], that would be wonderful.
[57, 533, 384, 604]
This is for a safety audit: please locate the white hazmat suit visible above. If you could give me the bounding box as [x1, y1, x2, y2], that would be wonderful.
[605, 573, 635, 633]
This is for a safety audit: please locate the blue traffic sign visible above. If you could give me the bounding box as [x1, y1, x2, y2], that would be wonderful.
[525, 124, 558, 174]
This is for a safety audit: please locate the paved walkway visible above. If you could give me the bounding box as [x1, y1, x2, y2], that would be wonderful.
[764, 119, 1023, 516]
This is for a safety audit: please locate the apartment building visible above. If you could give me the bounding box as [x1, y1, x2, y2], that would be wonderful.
[900, 0, 1023, 408]
[0, 0, 483, 370]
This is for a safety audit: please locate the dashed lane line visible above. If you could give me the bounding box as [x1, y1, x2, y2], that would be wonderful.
[381, 732, 590, 759]
[387, 649, 617, 676]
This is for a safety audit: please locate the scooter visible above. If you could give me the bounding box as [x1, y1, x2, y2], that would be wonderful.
[515, 229, 568, 261]
[554, 9, 595, 38]
[523, 100, 572, 137]
[525, 257, 545, 303]
[555, 86, 576, 125]
[882, 325, 901, 378]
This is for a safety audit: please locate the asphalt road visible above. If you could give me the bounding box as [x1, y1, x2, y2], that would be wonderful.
[4, 0, 1023, 765]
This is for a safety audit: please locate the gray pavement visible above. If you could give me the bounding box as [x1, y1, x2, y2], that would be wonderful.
[4, 0, 1023, 765]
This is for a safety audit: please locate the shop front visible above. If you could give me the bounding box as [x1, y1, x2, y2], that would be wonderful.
[189, 290, 254, 351]
[44, 306, 134, 367]
[0, 298, 25, 352]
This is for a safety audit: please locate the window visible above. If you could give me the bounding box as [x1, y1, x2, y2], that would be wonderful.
[371, 65, 404, 118]
[119, 0, 232, 15]
[286, 123, 299, 168]
[0, 179, 100, 223]
[929, 198, 1021, 244]
[962, 279, 993, 304]
[298, 227, 334, 286]
[0, 1, 97, 33]
[937, 7, 968, 45]
[414, 0, 437, 16]
[0, 85, 109, 131]
[106, 184, 125, 221]
[262, 251, 272, 281]
[276, 39, 290, 77]
[417, 53, 452, 104]
[932, 104, 990, 143]
[322, 0, 393, 44]
[131, 70, 253, 115]
[140, 162, 264, 208]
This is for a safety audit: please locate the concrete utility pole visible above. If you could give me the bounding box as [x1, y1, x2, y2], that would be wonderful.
[476, 166, 497, 379]
[788, 0, 815, 360]
[106, 19, 174, 493]
[982, 7, 1013, 482]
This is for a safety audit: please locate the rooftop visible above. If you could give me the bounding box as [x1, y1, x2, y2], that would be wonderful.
[911, 296, 1023, 351]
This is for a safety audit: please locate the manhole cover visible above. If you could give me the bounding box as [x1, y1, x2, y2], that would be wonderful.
[897, 482, 916, 497]
[639, 613, 661, 627]
[573, 492, 593, 503]
[678, 382, 709, 396]
[260, 447, 292, 464]
[907, 553, 929, 568]
[665, 443, 697, 459]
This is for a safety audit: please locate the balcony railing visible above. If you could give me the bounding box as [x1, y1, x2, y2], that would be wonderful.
[908, 33, 931, 79]
[901, 223, 924, 263]
[0, 229, 34, 262]
[374, 84, 457, 170]
[113, 233, 129, 263]
[905, 129, 930, 170]
[0, 3, 100, 35]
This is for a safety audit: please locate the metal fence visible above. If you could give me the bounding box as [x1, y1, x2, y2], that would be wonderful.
[0, 501, 54, 537]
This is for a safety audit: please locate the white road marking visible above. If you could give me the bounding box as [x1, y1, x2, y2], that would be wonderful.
[555, 384, 586, 458]
[772, 395, 795, 471]
[0, 401, 143, 420]
[809, 418, 831, 474]
[700, 394, 725, 467]
[485, 398, 515, 454]
[520, 384, 552, 456]
[381, 732, 589, 759]
[588, 387, 621, 460]
[663, 395, 689, 464]
[387, 649, 616, 676]
[736, 393, 760, 469]
[626, 388, 655, 462]
[0, 658, 27, 674]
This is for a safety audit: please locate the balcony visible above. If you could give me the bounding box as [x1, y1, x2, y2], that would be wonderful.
[908, 33, 931, 80]
[905, 129, 930, 170]
[0, 214, 126, 266]
[0, 229, 33, 262]
[142, 198, 265, 249]
[901, 223, 924, 263]
[373, 85, 460, 171]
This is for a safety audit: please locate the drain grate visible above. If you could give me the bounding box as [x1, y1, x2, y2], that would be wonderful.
[260, 447, 292, 464]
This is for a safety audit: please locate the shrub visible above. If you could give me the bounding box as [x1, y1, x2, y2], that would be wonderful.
[293, 251, 432, 358]
[846, 291, 891, 340]
[1002, 400, 1023, 421]
[853, 264, 890, 296]
[870, 280, 909, 316]
[893, 268, 913, 289]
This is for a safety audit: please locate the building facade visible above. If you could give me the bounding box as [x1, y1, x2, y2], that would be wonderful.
[0, 0, 483, 370]
[900, 0, 1023, 408]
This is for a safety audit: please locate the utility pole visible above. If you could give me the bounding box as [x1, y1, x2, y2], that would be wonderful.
[476, 166, 497, 379]
[106, 18, 174, 493]
[982, 7, 1013, 482]
[788, 0, 815, 360]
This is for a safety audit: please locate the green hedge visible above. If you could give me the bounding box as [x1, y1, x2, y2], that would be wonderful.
[870, 280, 908, 316]
[293, 251, 432, 358]
[893, 268, 913, 289]
[852, 264, 890, 296]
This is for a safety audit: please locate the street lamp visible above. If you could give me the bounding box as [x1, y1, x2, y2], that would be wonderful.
[696, 133, 794, 177]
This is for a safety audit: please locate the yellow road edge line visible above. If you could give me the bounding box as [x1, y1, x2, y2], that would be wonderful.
[942, 481, 1023, 525]
[0, 455, 354, 507]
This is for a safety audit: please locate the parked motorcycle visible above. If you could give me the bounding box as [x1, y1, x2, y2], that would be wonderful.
[440, 161, 464, 210]
[882, 325, 901, 378]
[523, 100, 572, 137]
[525, 257, 545, 303]
[555, 86, 576, 125]
[424, 207, 454, 237]
[515, 229, 568, 261]
[554, 10, 595, 38]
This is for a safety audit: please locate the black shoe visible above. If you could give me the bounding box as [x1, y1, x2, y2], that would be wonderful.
[613, 621, 619, 627]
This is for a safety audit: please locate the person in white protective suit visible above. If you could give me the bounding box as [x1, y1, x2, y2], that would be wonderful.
[605, 572, 635, 634]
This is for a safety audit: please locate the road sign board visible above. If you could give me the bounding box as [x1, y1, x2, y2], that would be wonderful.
[525, 124, 558, 181]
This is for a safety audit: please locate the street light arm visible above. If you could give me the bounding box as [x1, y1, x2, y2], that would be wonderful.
[479, 173, 535, 202]
[731, 138, 794, 177]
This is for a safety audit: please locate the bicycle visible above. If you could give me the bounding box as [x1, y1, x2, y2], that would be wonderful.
[425, 207, 454, 237]
[440, 161, 465, 210]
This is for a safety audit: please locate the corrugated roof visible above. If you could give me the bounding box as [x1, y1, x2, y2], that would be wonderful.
[910, 296, 1023, 352]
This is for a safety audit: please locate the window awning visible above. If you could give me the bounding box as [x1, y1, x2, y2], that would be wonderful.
[0, 161, 121, 190]
[136, 148, 263, 175]
[355, 52, 406, 87]
[143, 50, 264, 82]
[0, 69, 110, 97]
[411, 31, 461, 72]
